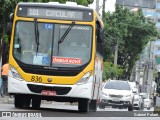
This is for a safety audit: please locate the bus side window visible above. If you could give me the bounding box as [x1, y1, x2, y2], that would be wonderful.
[96, 20, 104, 56]
[96, 21, 104, 43]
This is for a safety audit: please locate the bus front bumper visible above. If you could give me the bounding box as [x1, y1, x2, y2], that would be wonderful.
[8, 76, 94, 99]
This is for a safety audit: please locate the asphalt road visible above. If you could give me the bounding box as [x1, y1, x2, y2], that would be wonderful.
[0, 96, 159, 120]
[0, 101, 159, 118]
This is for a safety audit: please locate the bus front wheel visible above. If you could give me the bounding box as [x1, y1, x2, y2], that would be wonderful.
[15, 95, 23, 108]
[89, 100, 97, 111]
[78, 99, 89, 112]
[14, 95, 31, 108]
[32, 97, 41, 109]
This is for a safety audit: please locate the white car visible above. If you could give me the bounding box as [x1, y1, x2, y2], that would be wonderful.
[133, 93, 144, 110]
[144, 98, 152, 110]
[140, 93, 148, 99]
[132, 88, 138, 94]
[99, 80, 134, 111]
[129, 82, 137, 90]
[140, 93, 152, 110]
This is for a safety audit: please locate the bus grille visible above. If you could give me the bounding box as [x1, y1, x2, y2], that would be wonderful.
[22, 67, 80, 76]
[27, 84, 71, 95]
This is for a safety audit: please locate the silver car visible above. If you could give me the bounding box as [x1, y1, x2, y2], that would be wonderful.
[133, 93, 144, 110]
[99, 80, 134, 111]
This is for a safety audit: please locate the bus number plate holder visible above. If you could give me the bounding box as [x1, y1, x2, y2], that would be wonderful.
[41, 90, 56, 96]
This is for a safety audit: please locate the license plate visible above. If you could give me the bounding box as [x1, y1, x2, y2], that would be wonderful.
[112, 99, 120, 102]
[41, 90, 56, 96]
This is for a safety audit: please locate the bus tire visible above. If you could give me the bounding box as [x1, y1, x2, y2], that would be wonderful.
[24, 97, 31, 108]
[128, 105, 133, 111]
[14, 95, 25, 108]
[32, 97, 41, 109]
[78, 99, 89, 112]
[99, 105, 105, 109]
[89, 100, 97, 112]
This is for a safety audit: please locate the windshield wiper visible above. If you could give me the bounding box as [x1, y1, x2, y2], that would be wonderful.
[58, 21, 75, 44]
[34, 18, 39, 54]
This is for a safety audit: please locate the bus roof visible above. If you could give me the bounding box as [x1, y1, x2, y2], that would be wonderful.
[17, 2, 93, 11]
[16, 2, 103, 24]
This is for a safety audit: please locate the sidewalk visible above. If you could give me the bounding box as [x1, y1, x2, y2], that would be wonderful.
[0, 96, 51, 104]
[0, 96, 14, 104]
[0, 96, 61, 104]
[0, 95, 78, 105]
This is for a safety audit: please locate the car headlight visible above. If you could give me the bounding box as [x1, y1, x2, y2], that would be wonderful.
[76, 71, 92, 85]
[10, 65, 23, 81]
[102, 92, 108, 96]
[125, 95, 131, 97]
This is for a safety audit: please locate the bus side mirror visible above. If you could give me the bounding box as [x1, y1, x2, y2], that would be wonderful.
[6, 13, 14, 36]
[10, 13, 14, 22]
[6, 22, 12, 36]
[100, 29, 104, 42]
[97, 28, 104, 43]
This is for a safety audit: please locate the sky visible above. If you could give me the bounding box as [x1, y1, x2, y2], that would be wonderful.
[89, 0, 116, 15]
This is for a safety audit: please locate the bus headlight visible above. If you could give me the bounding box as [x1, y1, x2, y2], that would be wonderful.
[102, 92, 109, 96]
[76, 71, 92, 85]
[10, 65, 23, 81]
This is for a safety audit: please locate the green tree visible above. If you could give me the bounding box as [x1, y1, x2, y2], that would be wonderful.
[103, 61, 123, 80]
[104, 5, 159, 79]
[0, 0, 94, 63]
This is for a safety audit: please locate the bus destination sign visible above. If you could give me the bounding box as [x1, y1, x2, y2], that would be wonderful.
[27, 8, 83, 20]
[17, 6, 93, 21]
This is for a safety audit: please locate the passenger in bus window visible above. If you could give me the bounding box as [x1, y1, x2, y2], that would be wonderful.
[70, 38, 87, 48]
[19, 29, 33, 52]
[18, 29, 35, 64]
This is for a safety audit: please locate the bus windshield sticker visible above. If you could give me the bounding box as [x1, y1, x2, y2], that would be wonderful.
[14, 44, 20, 48]
[42, 55, 50, 65]
[33, 53, 50, 65]
[52, 56, 82, 65]
[44, 24, 54, 30]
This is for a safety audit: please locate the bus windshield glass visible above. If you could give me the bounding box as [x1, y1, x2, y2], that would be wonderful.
[13, 21, 92, 67]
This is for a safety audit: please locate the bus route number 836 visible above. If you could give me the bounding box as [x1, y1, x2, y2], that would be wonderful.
[31, 76, 42, 82]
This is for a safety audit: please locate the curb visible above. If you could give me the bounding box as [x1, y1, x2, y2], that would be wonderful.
[0, 97, 78, 105]
[0, 97, 56, 104]
[0, 97, 14, 104]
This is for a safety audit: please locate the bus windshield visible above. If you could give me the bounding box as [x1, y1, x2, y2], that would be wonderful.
[13, 21, 92, 67]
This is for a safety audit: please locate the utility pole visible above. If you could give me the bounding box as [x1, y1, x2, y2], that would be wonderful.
[102, 0, 106, 21]
[113, 40, 118, 79]
[143, 63, 148, 92]
[96, 0, 99, 14]
[114, 40, 118, 66]
[147, 41, 154, 98]
[136, 60, 141, 91]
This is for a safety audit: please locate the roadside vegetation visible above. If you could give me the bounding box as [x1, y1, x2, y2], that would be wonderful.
[103, 6, 159, 80]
